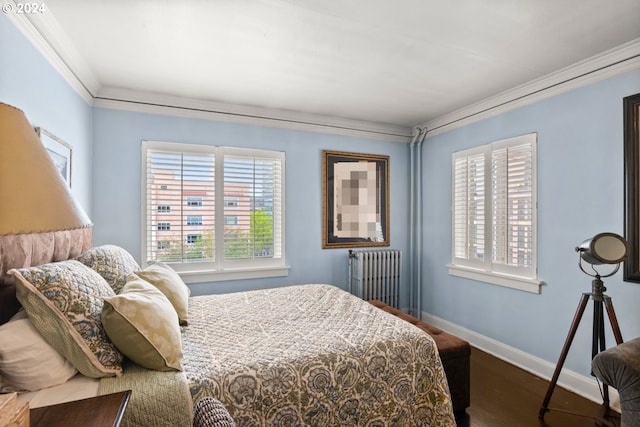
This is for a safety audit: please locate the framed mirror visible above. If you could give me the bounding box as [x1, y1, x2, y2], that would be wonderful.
[624, 92, 640, 282]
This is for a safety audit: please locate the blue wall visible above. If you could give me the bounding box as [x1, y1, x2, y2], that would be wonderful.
[423, 70, 640, 376]
[91, 107, 410, 300]
[0, 14, 93, 213]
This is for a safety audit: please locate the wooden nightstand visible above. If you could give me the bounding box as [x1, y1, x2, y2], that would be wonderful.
[30, 390, 131, 427]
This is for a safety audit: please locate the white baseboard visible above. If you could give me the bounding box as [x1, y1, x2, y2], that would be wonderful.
[421, 311, 620, 413]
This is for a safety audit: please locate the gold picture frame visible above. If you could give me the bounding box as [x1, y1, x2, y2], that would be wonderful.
[322, 150, 389, 249]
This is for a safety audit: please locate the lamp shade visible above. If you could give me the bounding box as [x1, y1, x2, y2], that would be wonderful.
[0, 103, 92, 235]
[576, 232, 628, 265]
[0, 103, 93, 285]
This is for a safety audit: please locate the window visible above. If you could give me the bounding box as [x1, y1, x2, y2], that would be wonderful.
[224, 215, 239, 226]
[157, 240, 171, 250]
[157, 205, 171, 213]
[142, 141, 286, 283]
[186, 234, 201, 244]
[186, 196, 203, 207]
[224, 197, 239, 208]
[187, 215, 203, 226]
[157, 222, 171, 231]
[450, 133, 541, 293]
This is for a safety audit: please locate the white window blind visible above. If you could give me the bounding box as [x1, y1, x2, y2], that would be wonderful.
[223, 154, 283, 262]
[491, 142, 534, 275]
[144, 146, 215, 265]
[142, 141, 286, 281]
[453, 152, 486, 264]
[451, 133, 538, 288]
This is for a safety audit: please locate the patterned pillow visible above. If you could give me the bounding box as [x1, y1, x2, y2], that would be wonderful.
[76, 245, 140, 294]
[9, 260, 123, 378]
[193, 397, 237, 427]
[133, 262, 190, 326]
[102, 276, 183, 371]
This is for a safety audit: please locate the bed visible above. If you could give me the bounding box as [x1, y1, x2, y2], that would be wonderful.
[0, 244, 456, 427]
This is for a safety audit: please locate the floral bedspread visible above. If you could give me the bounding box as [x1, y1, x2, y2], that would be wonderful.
[182, 284, 455, 427]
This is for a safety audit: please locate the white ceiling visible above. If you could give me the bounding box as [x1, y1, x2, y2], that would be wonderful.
[26, 0, 640, 132]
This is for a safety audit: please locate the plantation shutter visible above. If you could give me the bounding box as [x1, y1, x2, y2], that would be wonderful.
[223, 152, 283, 261]
[492, 141, 534, 274]
[144, 148, 215, 264]
[142, 141, 286, 281]
[453, 157, 468, 259]
[451, 133, 536, 284]
[453, 151, 486, 266]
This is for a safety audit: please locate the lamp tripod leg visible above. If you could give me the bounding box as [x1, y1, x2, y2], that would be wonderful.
[592, 299, 609, 412]
[539, 293, 591, 419]
[603, 296, 623, 345]
[593, 299, 609, 358]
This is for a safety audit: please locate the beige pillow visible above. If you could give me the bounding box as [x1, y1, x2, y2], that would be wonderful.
[102, 277, 183, 371]
[133, 262, 190, 326]
[0, 310, 77, 392]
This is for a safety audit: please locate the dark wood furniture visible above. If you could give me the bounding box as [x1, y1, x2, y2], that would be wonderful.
[369, 300, 471, 413]
[30, 390, 131, 427]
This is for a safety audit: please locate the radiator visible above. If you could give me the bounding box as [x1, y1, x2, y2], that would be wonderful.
[349, 249, 402, 308]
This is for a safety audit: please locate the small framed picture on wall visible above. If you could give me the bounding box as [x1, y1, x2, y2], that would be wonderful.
[36, 127, 72, 187]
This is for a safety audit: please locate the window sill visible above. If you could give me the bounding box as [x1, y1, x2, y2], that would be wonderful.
[447, 264, 543, 294]
[177, 265, 290, 284]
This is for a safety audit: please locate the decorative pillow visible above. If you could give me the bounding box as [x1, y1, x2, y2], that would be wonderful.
[9, 260, 123, 378]
[102, 277, 183, 371]
[0, 310, 77, 392]
[193, 397, 237, 427]
[133, 262, 190, 326]
[76, 245, 140, 294]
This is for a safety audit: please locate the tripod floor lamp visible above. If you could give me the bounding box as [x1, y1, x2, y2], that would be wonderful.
[539, 232, 628, 420]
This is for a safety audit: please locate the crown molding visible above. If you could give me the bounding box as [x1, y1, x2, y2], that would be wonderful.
[423, 39, 640, 137]
[5, 4, 95, 104]
[7, 6, 638, 142]
[25, 9, 100, 96]
[7, 5, 411, 142]
[93, 88, 413, 142]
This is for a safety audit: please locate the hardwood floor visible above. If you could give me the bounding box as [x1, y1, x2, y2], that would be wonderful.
[455, 347, 621, 427]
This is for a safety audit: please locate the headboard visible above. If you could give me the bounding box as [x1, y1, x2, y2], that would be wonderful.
[0, 228, 92, 324]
